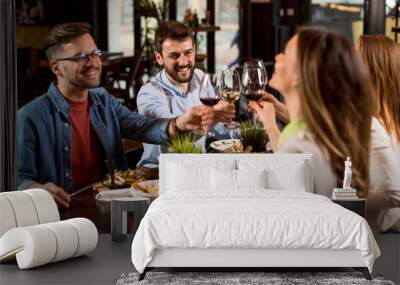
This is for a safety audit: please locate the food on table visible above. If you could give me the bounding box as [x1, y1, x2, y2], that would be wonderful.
[211, 139, 254, 153]
[92, 182, 109, 192]
[93, 169, 145, 192]
[225, 141, 244, 153]
[131, 181, 159, 194]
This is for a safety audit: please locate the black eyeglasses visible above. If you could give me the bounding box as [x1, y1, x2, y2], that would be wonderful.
[56, 49, 103, 65]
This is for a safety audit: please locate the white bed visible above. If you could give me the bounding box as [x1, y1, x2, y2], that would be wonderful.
[131, 154, 380, 280]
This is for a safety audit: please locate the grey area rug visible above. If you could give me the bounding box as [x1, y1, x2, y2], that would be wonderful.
[116, 272, 395, 285]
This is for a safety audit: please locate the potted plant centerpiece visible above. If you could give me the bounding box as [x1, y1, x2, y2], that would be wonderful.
[239, 120, 269, 153]
[168, 133, 203, 154]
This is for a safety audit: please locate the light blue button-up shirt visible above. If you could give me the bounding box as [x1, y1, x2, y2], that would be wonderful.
[137, 68, 231, 168]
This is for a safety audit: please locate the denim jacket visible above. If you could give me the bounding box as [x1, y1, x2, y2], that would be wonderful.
[17, 83, 170, 192]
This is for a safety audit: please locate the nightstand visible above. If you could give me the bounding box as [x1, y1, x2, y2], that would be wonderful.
[332, 198, 366, 218]
[111, 197, 150, 242]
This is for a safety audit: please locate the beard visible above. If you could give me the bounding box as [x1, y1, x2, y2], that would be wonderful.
[164, 62, 195, 83]
[71, 66, 102, 89]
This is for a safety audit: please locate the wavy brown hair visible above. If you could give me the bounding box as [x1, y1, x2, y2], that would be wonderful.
[155, 21, 194, 53]
[358, 35, 400, 143]
[296, 27, 373, 197]
[44, 22, 92, 61]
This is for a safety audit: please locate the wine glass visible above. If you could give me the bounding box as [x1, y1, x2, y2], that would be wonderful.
[244, 58, 267, 83]
[199, 73, 220, 107]
[220, 68, 241, 129]
[242, 61, 268, 126]
[198, 73, 220, 137]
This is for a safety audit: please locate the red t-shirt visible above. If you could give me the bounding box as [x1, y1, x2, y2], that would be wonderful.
[67, 98, 105, 191]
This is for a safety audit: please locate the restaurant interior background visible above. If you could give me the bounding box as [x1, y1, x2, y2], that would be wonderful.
[0, 0, 399, 191]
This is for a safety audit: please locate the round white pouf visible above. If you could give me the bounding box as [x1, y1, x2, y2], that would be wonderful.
[42, 221, 79, 262]
[0, 219, 98, 269]
[1, 192, 39, 227]
[24, 189, 60, 224]
[0, 196, 17, 237]
[0, 226, 57, 269]
[65, 218, 98, 257]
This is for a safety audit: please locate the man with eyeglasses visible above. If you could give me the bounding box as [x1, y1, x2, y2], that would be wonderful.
[17, 22, 210, 208]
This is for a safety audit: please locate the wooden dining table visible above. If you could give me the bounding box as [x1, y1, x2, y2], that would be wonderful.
[60, 190, 112, 233]
[59, 139, 144, 233]
[60, 188, 143, 234]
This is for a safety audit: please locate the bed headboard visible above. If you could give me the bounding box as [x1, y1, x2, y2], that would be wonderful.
[159, 153, 313, 195]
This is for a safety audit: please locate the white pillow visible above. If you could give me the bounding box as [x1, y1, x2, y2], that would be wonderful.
[167, 162, 211, 191]
[237, 169, 267, 189]
[211, 169, 267, 190]
[267, 164, 307, 191]
[167, 160, 236, 192]
[211, 168, 236, 190]
[238, 158, 309, 192]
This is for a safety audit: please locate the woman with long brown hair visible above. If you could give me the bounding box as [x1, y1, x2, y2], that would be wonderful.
[250, 27, 400, 233]
[357, 35, 400, 160]
[357, 35, 400, 231]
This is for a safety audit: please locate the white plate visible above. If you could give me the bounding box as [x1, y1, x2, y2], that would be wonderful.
[129, 180, 159, 198]
[210, 139, 242, 153]
[95, 180, 159, 201]
[95, 189, 132, 202]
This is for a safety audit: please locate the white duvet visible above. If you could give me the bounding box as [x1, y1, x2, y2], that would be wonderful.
[131, 190, 380, 273]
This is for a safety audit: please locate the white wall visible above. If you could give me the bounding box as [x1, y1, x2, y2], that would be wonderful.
[108, 0, 122, 53]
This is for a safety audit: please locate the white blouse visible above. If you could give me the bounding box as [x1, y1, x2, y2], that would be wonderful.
[278, 118, 400, 233]
[390, 133, 400, 162]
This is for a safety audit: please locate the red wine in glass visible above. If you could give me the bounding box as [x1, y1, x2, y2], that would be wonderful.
[197, 73, 220, 137]
[244, 92, 263, 101]
[200, 98, 220, 106]
[244, 82, 263, 101]
[242, 65, 266, 126]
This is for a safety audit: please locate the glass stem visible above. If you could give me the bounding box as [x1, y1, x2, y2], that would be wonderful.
[252, 111, 257, 127]
[204, 131, 208, 153]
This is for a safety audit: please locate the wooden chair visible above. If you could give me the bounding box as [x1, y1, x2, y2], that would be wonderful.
[102, 54, 144, 110]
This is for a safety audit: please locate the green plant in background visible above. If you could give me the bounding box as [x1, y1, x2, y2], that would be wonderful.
[239, 120, 269, 152]
[134, 0, 170, 25]
[169, 133, 203, 154]
[134, 0, 171, 77]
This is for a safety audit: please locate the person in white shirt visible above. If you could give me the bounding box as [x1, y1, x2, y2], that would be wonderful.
[357, 35, 400, 162]
[250, 27, 400, 233]
[136, 21, 235, 169]
[357, 35, 400, 231]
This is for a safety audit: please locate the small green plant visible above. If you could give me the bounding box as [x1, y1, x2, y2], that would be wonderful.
[239, 120, 269, 152]
[169, 133, 203, 154]
[134, 0, 171, 26]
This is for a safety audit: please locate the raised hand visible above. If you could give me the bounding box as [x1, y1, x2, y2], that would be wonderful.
[260, 92, 289, 123]
[248, 101, 276, 129]
[211, 100, 236, 123]
[248, 100, 280, 152]
[175, 105, 208, 132]
[199, 101, 235, 128]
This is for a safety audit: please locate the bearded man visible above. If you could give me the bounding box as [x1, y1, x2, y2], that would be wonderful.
[17, 22, 209, 208]
[137, 21, 235, 169]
